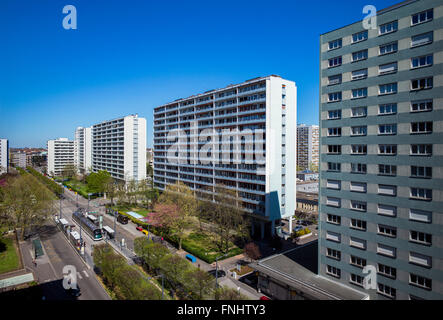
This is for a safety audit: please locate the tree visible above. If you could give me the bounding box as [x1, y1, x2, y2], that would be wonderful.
[158, 182, 197, 250]
[159, 254, 191, 287]
[183, 268, 215, 300]
[104, 178, 121, 206]
[61, 164, 77, 180]
[86, 170, 112, 194]
[215, 287, 250, 300]
[309, 162, 319, 173]
[134, 237, 169, 272]
[244, 242, 261, 262]
[2, 174, 55, 240]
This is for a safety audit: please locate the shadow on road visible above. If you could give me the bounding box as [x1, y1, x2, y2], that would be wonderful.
[0, 279, 80, 301]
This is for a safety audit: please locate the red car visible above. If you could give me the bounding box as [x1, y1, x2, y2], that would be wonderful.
[260, 295, 271, 300]
[136, 226, 143, 232]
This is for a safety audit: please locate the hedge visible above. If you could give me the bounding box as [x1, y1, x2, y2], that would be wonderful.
[26, 166, 63, 197]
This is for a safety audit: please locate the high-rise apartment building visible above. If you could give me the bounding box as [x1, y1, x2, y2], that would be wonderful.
[11, 152, 27, 168]
[47, 138, 75, 176]
[74, 126, 92, 174]
[0, 139, 9, 174]
[297, 124, 319, 170]
[92, 114, 147, 182]
[153, 75, 297, 237]
[319, 0, 443, 299]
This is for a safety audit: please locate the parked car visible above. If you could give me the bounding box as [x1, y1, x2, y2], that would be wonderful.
[136, 226, 143, 232]
[141, 229, 149, 236]
[260, 295, 271, 300]
[293, 225, 303, 233]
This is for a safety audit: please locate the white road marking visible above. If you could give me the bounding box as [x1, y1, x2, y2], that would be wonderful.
[83, 270, 89, 278]
[77, 272, 83, 280]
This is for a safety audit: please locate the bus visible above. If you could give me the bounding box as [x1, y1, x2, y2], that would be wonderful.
[72, 211, 103, 241]
[117, 213, 129, 225]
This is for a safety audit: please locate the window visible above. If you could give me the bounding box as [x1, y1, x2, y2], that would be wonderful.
[328, 74, 342, 85]
[379, 164, 396, 176]
[351, 163, 366, 174]
[379, 42, 397, 55]
[411, 122, 432, 134]
[379, 83, 397, 95]
[350, 256, 367, 268]
[379, 103, 397, 115]
[326, 231, 341, 243]
[379, 20, 398, 35]
[409, 274, 432, 290]
[351, 201, 367, 212]
[378, 124, 396, 135]
[409, 252, 432, 268]
[350, 182, 367, 193]
[327, 180, 341, 190]
[410, 231, 432, 246]
[411, 166, 432, 179]
[352, 30, 368, 43]
[411, 77, 433, 90]
[352, 88, 367, 99]
[379, 62, 397, 75]
[378, 204, 397, 217]
[327, 145, 341, 154]
[378, 283, 396, 299]
[326, 197, 341, 208]
[350, 238, 366, 250]
[326, 265, 341, 278]
[328, 110, 341, 119]
[378, 264, 396, 279]
[351, 145, 367, 155]
[410, 188, 432, 201]
[328, 92, 342, 102]
[377, 243, 396, 258]
[351, 126, 367, 136]
[351, 69, 368, 80]
[378, 225, 397, 238]
[411, 9, 433, 26]
[328, 162, 341, 172]
[352, 49, 368, 62]
[329, 56, 342, 68]
[326, 248, 341, 261]
[327, 127, 341, 137]
[410, 144, 432, 156]
[409, 209, 431, 223]
[378, 144, 397, 155]
[411, 31, 433, 47]
[350, 274, 364, 287]
[411, 55, 433, 69]
[328, 38, 342, 50]
[327, 214, 341, 225]
[351, 106, 367, 118]
[350, 219, 367, 231]
[378, 184, 396, 196]
[411, 100, 432, 112]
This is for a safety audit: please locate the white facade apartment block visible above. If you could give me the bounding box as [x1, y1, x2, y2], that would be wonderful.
[11, 152, 27, 168]
[153, 75, 297, 238]
[47, 138, 75, 176]
[0, 139, 8, 174]
[297, 124, 319, 170]
[74, 126, 92, 174]
[92, 114, 147, 182]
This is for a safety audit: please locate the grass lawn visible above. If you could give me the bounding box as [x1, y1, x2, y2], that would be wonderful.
[65, 179, 91, 194]
[0, 236, 21, 275]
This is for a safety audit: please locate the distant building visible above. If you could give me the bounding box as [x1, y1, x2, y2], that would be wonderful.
[0, 139, 8, 174]
[297, 124, 319, 170]
[297, 181, 318, 194]
[47, 138, 75, 177]
[11, 152, 27, 168]
[297, 170, 319, 181]
[74, 126, 92, 174]
[296, 192, 319, 216]
[146, 148, 154, 167]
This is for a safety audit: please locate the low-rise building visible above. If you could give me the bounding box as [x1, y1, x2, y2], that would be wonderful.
[0, 139, 8, 174]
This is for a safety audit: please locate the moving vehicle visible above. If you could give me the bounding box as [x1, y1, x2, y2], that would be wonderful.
[72, 211, 103, 241]
[117, 213, 129, 225]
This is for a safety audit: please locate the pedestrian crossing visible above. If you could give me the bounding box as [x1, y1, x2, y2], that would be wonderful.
[76, 270, 90, 280]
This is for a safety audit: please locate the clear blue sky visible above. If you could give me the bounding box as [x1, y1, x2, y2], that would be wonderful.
[0, 0, 400, 148]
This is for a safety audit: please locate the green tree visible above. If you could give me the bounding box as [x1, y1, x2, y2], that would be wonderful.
[183, 268, 215, 300]
[159, 254, 191, 287]
[61, 164, 77, 180]
[86, 170, 112, 194]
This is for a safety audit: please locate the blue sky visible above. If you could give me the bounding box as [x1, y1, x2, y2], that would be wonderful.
[0, 0, 400, 148]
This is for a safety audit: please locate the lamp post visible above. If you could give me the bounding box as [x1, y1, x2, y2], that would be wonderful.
[87, 193, 92, 213]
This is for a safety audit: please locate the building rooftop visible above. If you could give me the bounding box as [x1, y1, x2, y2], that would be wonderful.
[250, 242, 368, 300]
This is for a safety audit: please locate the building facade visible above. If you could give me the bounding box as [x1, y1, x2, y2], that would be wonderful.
[319, 0, 443, 299]
[0, 139, 8, 174]
[92, 114, 147, 182]
[47, 138, 75, 177]
[297, 124, 319, 170]
[153, 75, 297, 237]
[11, 152, 26, 168]
[74, 126, 92, 174]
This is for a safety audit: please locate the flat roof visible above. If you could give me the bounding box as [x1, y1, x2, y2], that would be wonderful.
[250, 242, 368, 300]
[103, 226, 114, 234]
[59, 218, 69, 225]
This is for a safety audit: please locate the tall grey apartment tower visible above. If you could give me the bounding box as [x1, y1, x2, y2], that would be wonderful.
[153, 75, 297, 238]
[92, 114, 147, 182]
[297, 124, 319, 170]
[319, 0, 443, 300]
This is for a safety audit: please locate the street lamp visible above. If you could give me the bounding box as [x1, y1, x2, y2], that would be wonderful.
[87, 193, 92, 212]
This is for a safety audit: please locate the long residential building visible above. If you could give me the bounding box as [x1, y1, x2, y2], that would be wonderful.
[297, 124, 319, 170]
[153, 75, 297, 238]
[92, 114, 147, 182]
[47, 138, 75, 176]
[0, 139, 8, 174]
[74, 126, 92, 174]
[11, 152, 27, 168]
[319, 0, 443, 299]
